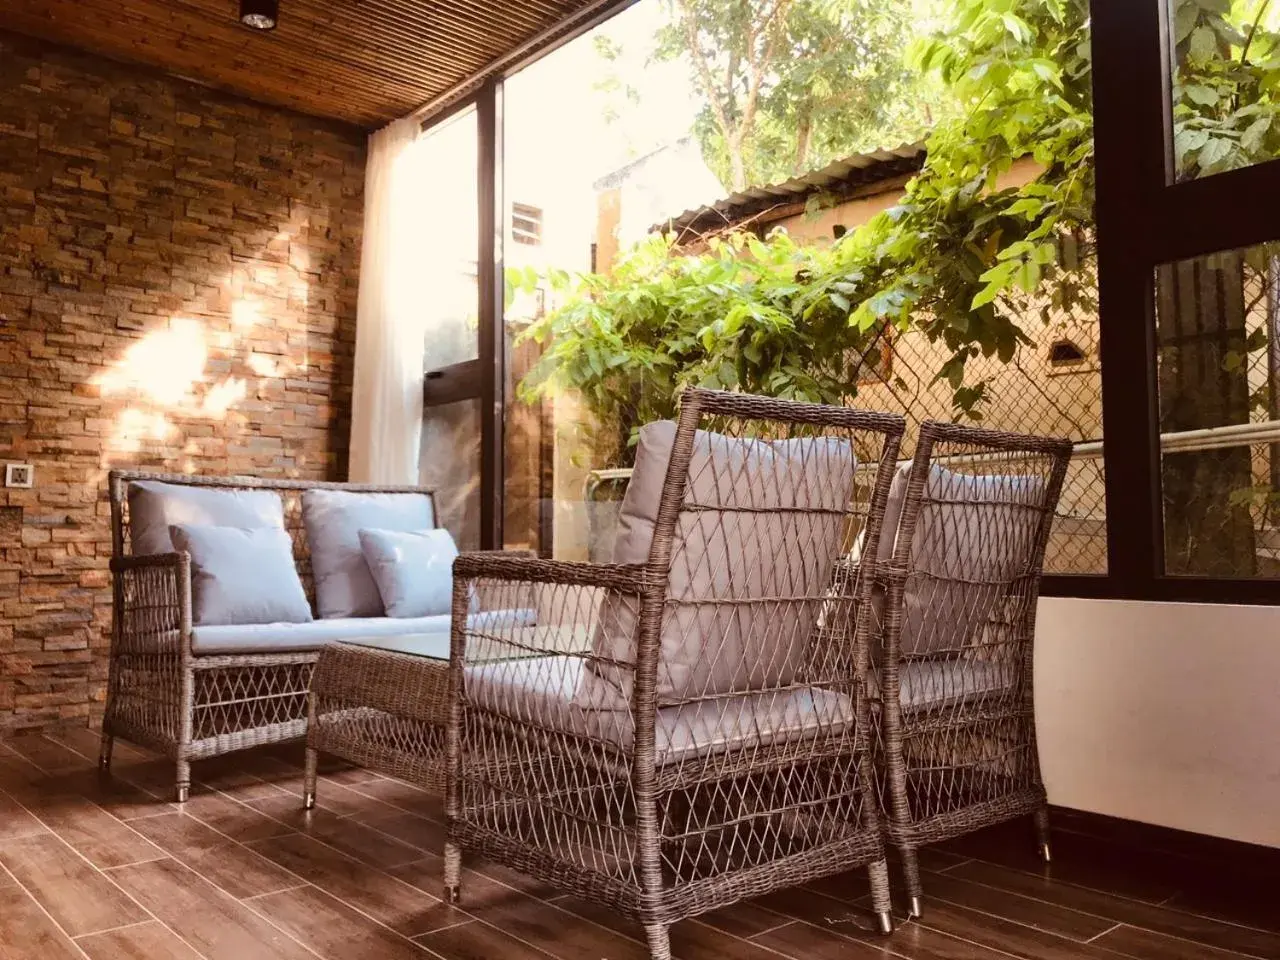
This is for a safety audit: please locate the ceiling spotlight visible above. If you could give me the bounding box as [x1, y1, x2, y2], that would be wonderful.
[240, 0, 279, 30]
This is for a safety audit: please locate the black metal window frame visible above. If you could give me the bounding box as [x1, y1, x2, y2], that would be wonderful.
[420, 0, 1280, 605]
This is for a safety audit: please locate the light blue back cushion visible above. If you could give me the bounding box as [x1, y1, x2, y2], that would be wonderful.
[128, 481, 284, 555]
[303, 490, 435, 619]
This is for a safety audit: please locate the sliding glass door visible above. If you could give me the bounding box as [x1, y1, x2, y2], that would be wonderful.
[417, 106, 482, 549]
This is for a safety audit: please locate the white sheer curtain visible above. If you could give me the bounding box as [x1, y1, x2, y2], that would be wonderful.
[349, 117, 427, 484]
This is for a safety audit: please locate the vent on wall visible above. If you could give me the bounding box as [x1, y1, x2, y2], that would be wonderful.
[512, 203, 543, 246]
[1049, 339, 1087, 367]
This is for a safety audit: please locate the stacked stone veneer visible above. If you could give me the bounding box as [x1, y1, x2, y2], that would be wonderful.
[0, 30, 366, 732]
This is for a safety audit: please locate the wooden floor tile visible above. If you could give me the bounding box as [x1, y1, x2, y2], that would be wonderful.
[1095, 923, 1258, 960]
[698, 898, 793, 939]
[25, 793, 164, 869]
[77, 920, 204, 960]
[415, 918, 559, 960]
[251, 833, 461, 936]
[914, 901, 1129, 960]
[127, 813, 300, 899]
[950, 859, 1280, 958]
[940, 822, 1182, 904]
[0, 877, 87, 960]
[920, 871, 1117, 940]
[108, 857, 316, 960]
[251, 883, 435, 960]
[0, 831, 148, 937]
[0, 788, 48, 841]
[247, 802, 422, 868]
[345, 776, 446, 819]
[5, 735, 94, 774]
[180, 789, 294, 843]
[756, 920, 915, 959]
[6, 733, 1279, 960]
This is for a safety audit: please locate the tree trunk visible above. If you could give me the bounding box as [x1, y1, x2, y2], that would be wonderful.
[794, 104, 813, 174]
[727, 134, 748, 191]
[1156, 254, 1257, 576]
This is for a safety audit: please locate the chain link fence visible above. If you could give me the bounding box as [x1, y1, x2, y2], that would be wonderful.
[853, 262, 1106, 575]
[1157, 250, 1280, 578]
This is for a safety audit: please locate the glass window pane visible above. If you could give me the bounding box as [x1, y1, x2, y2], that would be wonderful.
[1169, 0, 1280, 182]
[502, 0, 1103, 572]
[1156, 242, 1280, 576]
[421, 398, 481, 551]
[416, 108, 480, 371]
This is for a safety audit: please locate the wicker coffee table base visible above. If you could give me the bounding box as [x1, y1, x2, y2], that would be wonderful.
[304, 639, 450, 808]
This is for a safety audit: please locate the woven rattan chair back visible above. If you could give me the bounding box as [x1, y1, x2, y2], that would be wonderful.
[444, 389, 907, 958]
[874, 420, 1072, 917]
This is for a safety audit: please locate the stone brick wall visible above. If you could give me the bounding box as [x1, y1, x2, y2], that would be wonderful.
[0, 31, 366, 732]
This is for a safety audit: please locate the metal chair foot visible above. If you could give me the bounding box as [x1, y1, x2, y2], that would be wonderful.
[877, 910, 894, 935]
[908, 896, 923, 919]
[444, 885, 461, 905]
[303, 790, 316, 811]
[175, 784, 190, 804]
[1039, 841, 1053, 864]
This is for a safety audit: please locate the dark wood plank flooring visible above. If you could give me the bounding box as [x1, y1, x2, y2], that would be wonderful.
[0, 729, 1275, 960]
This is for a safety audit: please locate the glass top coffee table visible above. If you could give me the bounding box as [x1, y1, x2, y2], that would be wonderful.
[302, 622, 593, 810]
[303, 633, 453, 808]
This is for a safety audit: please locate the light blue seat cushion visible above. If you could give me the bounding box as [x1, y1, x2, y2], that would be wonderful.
[190, 608, 537, 656]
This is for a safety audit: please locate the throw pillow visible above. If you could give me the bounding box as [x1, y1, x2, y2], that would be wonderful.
[303, 490, 435, 618]
[359, 528, 459, 618]
[170, 525, 313, 627]
[129, 480, 284, 555]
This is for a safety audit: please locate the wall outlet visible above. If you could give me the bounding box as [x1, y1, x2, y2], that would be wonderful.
[5, 463, 34, 488]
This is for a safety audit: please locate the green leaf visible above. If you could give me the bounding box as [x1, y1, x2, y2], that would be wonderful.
[1241, 116, 1271, 153]
[1182, 84, 1219, 107]
[1189, 25, 1219, 61]
[1198, 136, 1233, 170]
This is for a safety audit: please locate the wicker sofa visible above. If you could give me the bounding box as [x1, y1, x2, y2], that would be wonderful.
[99, 471, 450, 802]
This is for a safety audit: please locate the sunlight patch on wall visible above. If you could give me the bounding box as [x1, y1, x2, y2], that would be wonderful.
[96, 317, 207, 406]
[202, 377, 247, 417]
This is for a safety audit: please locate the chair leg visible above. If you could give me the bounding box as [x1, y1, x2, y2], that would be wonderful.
[443, 841, 462, 904]
[175, 759, 191, 804]
[1034, 806, 1053, 863]
[643, 924, 671, 960]
[900, 846, 924, 919]
[868, 858, 894, 934]
[97, 733, 113, 774]
[303, 746, 319, 810]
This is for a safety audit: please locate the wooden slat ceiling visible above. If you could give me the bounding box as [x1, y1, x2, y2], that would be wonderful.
[3, 0, 597, 128]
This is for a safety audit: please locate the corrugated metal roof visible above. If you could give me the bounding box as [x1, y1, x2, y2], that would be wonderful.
[656, 141, 926, 238]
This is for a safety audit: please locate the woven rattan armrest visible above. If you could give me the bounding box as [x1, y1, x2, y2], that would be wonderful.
[110, 552, 187, 574]
[109, 552, 191, 657]
[453, 552, 646, 592]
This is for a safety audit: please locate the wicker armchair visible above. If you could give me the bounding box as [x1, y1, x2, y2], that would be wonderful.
[100, 471, 435, 802]
[871, 421, 1071, 917]
[443, 389, 906, 958]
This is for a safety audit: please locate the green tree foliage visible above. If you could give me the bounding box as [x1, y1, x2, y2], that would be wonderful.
[1172, 0, 1280, 178]
[655, 0, 936, 189]
[515, 0, 1280, 453]
[510, 232, 864, 457]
